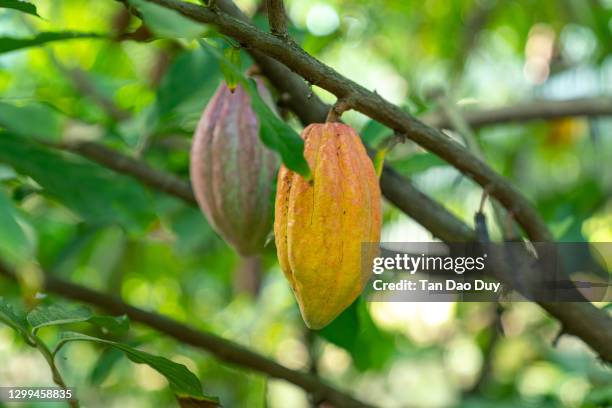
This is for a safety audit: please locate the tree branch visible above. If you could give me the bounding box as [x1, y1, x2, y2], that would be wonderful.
[266, 0, 288, 38]
[423, 97, 612, 129]
[0, 262, 375, 408]
[144, 0, 552, 245]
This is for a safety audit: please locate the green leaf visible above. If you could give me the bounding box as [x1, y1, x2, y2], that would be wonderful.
[0, 32, 102, 55]
[389, 152, 447, 177]
[128, 0, 206, 39]
[27, 304, 130, 335]
[318, 299, 395, 371]
[361, 119, 389, 146]
[0, 0, 40, 17]
[0, 133, 156, 232]
[89, 346, 124, 385]
[373, 148, 387, 178]
[0, 102, 66, 140]
[0, 187, 34, 264]
[0, 297, 29, 336]
[219, 47, 241, 91]
[27, 304, 92, 330]
[88, 315, 130, 336]
[58, 332, 220, 405]
[200, 42, 311, 178]
[156, 48, 219, 116]
[251, 91, 311, 178]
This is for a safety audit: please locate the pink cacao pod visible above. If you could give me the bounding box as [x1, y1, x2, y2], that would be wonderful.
[190, 81, 279, 256]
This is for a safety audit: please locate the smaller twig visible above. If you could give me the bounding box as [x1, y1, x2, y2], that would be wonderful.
[30, 337, 79, 408]
[326, 97, 355, 123]
[266, 0, 288, 38]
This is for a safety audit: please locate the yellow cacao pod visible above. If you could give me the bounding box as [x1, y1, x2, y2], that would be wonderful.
[274, 123, 382, 329]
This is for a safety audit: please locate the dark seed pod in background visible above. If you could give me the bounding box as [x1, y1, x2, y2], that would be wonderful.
[190, 80, 279, 256]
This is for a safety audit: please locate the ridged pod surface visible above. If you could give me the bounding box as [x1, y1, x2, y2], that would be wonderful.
[274, 123, 382, 329]
[190, 81, 278, 256]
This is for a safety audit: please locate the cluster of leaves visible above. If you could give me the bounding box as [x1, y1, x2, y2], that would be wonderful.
[0, 298, 219, 406]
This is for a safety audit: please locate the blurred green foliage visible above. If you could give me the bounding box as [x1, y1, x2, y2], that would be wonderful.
[0, 0, 611, 407]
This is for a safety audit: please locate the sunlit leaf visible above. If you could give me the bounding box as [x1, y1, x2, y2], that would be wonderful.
[27, 303, 129, 335]
[28, 304, 92, 330]
[0, 297, 29, 336]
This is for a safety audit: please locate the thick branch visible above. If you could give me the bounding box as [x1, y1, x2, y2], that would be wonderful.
[145, 0, 552, 244]
[266, 0, 288, 38]
[423, 97, 612, 129]
[0, 262, 374, 408]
